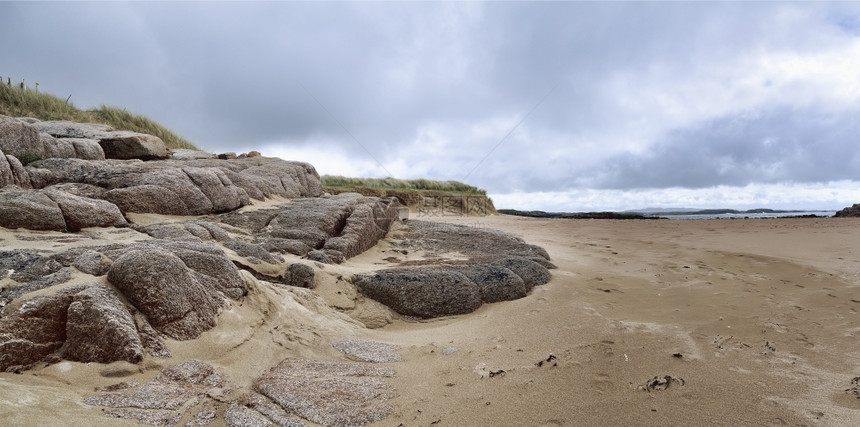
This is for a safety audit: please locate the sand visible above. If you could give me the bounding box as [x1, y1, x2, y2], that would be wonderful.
[2, 215, 860, 426]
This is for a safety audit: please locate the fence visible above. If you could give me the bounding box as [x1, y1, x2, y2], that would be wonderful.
[2, 76, 38, 92]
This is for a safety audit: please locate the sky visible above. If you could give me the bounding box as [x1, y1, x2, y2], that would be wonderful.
[3, 1, 860, 212]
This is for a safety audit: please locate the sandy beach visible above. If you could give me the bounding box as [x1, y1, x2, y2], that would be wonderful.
[2, 215, 859, 426]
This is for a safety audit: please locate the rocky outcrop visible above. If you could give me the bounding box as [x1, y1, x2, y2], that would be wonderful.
[354, 268, 483, 318]
[32, 119, 168, 160]
[352, 221, 554, 318]
[250, 193, 401, 262]
[253, 359, 396, 426]
[85, 358, 393, 427]
[0, 186, 127, 231]
[25, 156, 322, 216]
[834, 204, 860, 217]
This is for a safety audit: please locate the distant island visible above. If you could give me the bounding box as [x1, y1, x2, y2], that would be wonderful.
[498, 208, 834, 219]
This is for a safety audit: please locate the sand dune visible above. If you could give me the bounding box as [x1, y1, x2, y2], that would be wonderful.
[2, 215, 859, 425]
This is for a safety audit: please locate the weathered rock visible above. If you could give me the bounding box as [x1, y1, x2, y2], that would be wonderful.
[257, 238, 311, 256]
[224, 403, 274, 427]
[0, 186, 126, 232]
[324, 197, 400, 258]
[63, 285, 143, 364]
[31, 120, 114, 139]
[835, 203, 860, 217]
[1, 268, 73, 304]
[253, 359, 396, 427]
[25, 157, 322, 216]
[306, 249, 345, 264]
[354, 268, 482, 318]
[332, 339, 402, 363]
[44, 135, 76, 159]
[157, 240, 248, 299]
[0, 286, 85, 371]
[43, 189, 127, 230]
[171, 148, 216, 160]
[398, 220, 554, 267]
[85, 360, 226, 425]
[0, 251, 63, 283]
[66, 138, 106, 160]
[458, 264, 528, 303]
[6, 154, 32, 188]
[225, 239, 283, 264]
[491, 257, 552, 289]
[70, 249, 112, 276]
[237, 393, 308, 427]
[288, 263, 315, 289]
[0, 114, 45, 159]
[96, 131, 169, 160]
[107, 248, 221, 340]
[0, 186, 66, 231]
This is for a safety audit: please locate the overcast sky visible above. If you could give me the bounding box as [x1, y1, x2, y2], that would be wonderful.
[4, 1, 860, 211]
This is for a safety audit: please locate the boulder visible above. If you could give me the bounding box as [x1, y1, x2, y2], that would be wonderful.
[98, 131, 169, 160]
[0, 186, 126, 232]
[0, 186, 66, 231]
[43, 189, 127, 230]
[354, 268, 482, 318]
[63, 285, 143, 364]
[67, 138, 105, 160]
[287, 263, 315, 289]
[0, 286, 85, 372]
[107, 248, 221, 340]
[0, 114, 45, 159]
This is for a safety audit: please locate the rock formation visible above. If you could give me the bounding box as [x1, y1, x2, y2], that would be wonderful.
[0, 116, 555, 426]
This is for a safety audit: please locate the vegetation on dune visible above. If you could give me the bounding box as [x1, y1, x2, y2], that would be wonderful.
[322, 175, 488, 196]
[0, 81, 197, 150]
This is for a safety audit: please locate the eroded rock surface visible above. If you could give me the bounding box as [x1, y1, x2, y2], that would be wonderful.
[85, 359, 394, 427]
[352, 221, 554, 318]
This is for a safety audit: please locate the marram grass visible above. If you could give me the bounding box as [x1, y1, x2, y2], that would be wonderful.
[322, 175, 487, 196]
[0, 82, 196, 150]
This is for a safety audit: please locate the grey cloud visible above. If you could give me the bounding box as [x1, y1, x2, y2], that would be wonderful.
[585, 107, 860, 189]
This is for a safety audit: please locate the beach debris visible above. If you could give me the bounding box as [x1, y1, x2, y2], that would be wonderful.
[488, 369, 506, 378]
[639, 375, 685, 392]
[536, 354, 557, 367]
[846, 376, 860, 399]
[442, 347, 458, 355]
[672, 353, 683, 358]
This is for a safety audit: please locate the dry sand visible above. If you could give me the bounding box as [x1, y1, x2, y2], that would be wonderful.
[2, 215, 859, 426]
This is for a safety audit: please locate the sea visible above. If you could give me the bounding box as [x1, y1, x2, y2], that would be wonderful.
[647, 210, 837, 220]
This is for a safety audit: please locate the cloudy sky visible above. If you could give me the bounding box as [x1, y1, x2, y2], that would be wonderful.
[4, 1, 860, 211]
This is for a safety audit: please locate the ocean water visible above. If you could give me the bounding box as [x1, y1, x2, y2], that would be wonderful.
[654, 211, 837, 220]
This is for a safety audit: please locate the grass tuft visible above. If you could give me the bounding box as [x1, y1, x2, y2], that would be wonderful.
[0, 81, 196, 150]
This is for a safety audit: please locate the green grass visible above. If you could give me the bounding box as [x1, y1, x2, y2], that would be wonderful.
[322, 175, 487, 196]
[0, 82, 196, 150]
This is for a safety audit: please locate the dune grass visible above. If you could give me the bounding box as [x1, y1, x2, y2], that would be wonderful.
[0, 81, 196, 149]
[322, 175, 487, 196]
